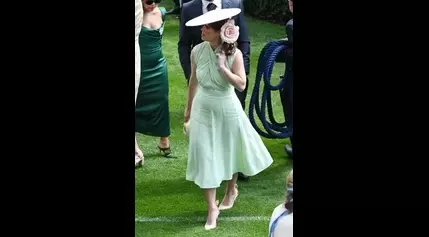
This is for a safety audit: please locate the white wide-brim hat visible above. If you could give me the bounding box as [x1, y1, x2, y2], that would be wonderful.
[185, 8, 241, 27]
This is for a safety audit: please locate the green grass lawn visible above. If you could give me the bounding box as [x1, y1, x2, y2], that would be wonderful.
[136, 2, 292, 236]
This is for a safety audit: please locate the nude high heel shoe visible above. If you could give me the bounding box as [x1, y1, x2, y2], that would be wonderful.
[219, 185, 239, 210]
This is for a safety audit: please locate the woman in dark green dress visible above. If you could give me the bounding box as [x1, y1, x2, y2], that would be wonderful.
[135, 0, 171, 158]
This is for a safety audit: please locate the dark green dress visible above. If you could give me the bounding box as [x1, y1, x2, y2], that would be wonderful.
[136, 7, 170, 137]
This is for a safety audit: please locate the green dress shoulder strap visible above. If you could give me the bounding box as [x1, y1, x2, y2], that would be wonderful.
[159, 7, 167, 22]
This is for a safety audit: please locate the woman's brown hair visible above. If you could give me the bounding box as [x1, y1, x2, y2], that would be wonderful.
[208, 19, 237, 56]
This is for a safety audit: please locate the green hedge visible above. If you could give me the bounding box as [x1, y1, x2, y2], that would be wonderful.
[243, 0, 292, 24]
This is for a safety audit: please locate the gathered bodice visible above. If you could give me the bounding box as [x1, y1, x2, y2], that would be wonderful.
[193, 42, 236, 94]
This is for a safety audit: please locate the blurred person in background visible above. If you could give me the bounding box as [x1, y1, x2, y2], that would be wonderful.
[135, 0, 172, 158]
[268, 169, 293, 236]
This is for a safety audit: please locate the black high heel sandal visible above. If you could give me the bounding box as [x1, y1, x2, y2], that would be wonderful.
[157, 145, 171, 157]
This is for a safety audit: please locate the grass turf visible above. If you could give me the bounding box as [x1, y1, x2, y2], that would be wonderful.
[136, 2, 292, 236]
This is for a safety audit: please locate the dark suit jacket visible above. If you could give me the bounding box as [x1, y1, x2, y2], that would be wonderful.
[275, 18, 293, 63]
[285, 19, 293, 57]
[178, 0, 250, 80]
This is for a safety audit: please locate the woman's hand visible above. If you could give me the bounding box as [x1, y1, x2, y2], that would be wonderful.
[183, 108, 190, 136]
[217, 49, 247, 91]
[184, 108, 190, 123]
[183, 120, 190, 136]
[216, 51, 227, 69]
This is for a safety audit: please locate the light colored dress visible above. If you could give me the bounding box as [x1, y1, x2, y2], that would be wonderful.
[268, 204, 293, 237]
[186, 42, 273, 189]
[135, 0, 143, 102]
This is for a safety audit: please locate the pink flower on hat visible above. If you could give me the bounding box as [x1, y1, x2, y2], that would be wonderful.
[220, 19, 239, 44]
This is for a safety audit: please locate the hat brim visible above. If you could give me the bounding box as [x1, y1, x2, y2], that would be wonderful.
[185, 8, 241, 27]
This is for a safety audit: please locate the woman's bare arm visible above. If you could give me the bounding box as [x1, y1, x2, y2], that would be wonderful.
[184, 49, 198, 122]
[218, 49, 247, 92]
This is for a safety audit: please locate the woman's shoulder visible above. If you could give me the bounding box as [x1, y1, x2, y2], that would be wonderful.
[156, 7, 167, 21]
[158, 7, 167, 15]
[269, 204, 292, 237]
[229, 48, 242, 65]
[274, 214, 293, 236]
[270, 203, 287, 220]
[232, 48, 242, 60]
[234, 48, 242, 56]
[191, 42, 208, 62]
[192, 42, 208, 54]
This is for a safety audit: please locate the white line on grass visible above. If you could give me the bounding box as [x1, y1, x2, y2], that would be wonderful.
[135, 216, 270, 223]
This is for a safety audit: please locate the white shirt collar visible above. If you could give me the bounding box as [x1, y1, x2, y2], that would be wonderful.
[202, 0, 222, 13]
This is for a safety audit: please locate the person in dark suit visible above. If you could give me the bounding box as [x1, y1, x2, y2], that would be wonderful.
[167, 0, 193, 15]
[283, 0, 293, 158]
[178, 0, 251, 180]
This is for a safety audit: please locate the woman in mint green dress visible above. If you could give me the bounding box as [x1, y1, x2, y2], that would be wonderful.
[135, 0, 171, 161]
[183, 10, 273, 230]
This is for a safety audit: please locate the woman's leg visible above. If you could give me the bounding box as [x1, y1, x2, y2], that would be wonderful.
[219, 173, 239, 209]
[159, 136, 170, 148]
[158, 136, 171, 156]
[204, 188, 219, 230]
[135, 134, 143, 166]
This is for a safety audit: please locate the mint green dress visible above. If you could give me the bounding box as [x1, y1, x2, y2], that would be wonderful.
[186, 42, 273, 189]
